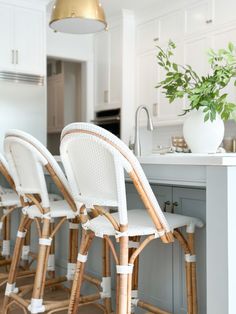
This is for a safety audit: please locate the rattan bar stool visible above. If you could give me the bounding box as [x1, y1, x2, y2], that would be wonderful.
[60, 123, 204, 314]
[2, 130, 112, 314]
[0, 154, 64, 289]
[0, 153, 32, 288]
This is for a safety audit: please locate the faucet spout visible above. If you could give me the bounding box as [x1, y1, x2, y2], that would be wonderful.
[134, 105, 153, 157]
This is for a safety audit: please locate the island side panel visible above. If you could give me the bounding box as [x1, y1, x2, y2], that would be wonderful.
[206, 166, 236, 314]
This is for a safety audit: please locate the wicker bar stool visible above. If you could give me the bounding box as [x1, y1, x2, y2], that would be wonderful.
[2, 130, 111, 314]
[0, 153, 67, 289]
[60, 123, 204, 314]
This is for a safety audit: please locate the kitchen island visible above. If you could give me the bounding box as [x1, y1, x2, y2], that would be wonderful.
[136, 153, 236, 314]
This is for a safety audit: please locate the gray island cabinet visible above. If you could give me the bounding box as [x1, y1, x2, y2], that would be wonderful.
[126, 182, 206, 313]
[128, 153, 236, 314]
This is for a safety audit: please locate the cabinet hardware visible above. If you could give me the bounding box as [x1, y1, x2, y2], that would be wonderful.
[11, 50, 15, 64]
[53, 116, 56, 126]
[153, 103, 159, 117]
[16, 50, 19, 64]
[154, 37, 159, 42]
[206, 19, 213, 24]
[171, 202, 179, 213]
[163, 201, 171, 212]
[104, 90, 109, 103]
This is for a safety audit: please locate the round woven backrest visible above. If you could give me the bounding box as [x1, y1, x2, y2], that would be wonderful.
[61, 123, 170, 232]
[4, 130, 73, 210]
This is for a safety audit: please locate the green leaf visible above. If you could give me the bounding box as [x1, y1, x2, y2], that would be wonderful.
[204, 113, 210, 122]
[228, 42, 234, 52]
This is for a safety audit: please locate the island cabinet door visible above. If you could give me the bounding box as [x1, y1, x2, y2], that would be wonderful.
[126, 182, 174, 312]
[172, 187, 206, 314]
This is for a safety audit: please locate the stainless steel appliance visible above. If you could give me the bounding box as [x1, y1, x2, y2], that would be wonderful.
[92, 108, 120, 138]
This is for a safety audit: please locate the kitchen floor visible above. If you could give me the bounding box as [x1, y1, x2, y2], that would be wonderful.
[0, 287, 103, 313]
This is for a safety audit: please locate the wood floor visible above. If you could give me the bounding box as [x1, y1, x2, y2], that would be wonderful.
[0, 279, 103, 314]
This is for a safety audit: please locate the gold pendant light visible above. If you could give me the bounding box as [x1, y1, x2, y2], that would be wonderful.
[49, 0, 107, 34]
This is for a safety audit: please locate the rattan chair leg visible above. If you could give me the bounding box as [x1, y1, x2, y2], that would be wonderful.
[31, 218, 51, 301]
[185, 260, 193, 314]
[21, 221, 31, 269]
[188, 232, 198, 314]
[103, 238, 112, 313]
[48, 220, 56, 279]
[69, 231, 95, 314]
[117, 228, 129, 314]
[129, 236, 140, 314]
[2, 214, 31, 311]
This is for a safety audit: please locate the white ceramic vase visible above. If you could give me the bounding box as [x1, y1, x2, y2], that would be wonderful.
[183, 109, 225, 153]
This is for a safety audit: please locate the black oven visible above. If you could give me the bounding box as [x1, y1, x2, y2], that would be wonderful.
[91, 109, 121, 138]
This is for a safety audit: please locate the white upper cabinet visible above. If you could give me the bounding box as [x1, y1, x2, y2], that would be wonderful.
[0, 2, 45, 75]
[109, 26, 122, 107]
[212, 27, 236, 104]
[158, 43, 185, 122]
[184, 36, 210, 78]
[137, 19, 159, 53]
[213, 0, 236, 26]
[0, 4, 14, 72]
[159, 10, 185, 44]
[136, 51, 158, 121]
[14, 7, 44, 75]
[94, 25, 122, 111]
[94, 31, 109, 109]
[185, 1, 212, 34]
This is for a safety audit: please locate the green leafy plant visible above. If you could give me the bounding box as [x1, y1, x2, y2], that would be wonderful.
[155, 40, 236, 122]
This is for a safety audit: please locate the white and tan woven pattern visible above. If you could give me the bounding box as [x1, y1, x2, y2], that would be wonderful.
[4, 130, 72, 211]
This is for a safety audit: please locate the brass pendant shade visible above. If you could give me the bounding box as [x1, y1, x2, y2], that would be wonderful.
[49, 0, 107, 34]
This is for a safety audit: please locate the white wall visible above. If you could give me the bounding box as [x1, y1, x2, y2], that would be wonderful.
[0, 81, 46, 150]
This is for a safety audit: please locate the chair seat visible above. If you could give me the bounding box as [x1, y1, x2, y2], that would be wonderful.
[0, 192, 20, 207]
[23, 200, 79, 220]
[87, 209, 204, 238]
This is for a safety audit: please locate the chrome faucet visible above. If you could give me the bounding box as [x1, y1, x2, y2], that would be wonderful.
[134, 105, 153, 157]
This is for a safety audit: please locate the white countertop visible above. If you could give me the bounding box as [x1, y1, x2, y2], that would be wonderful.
[138, 153, 236, 166]
[55, 153, 236, 166]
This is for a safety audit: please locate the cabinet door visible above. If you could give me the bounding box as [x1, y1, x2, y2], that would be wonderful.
[136, 51, 158, 122]
[54, 74, 64, 132]
[47, 77, 55, 133]
[212, 27, 236, 105]
[185, 1, 212, 34]
[94, 31, 109, 110]
[159, 10, 185, 44]
[184, 36, 210, 78]
[172, 187, 206, 314]
[137, 19, 159, 54]
[213, 0, 236, 26]
[158, 43, 185, 122]
[184, 36, 211, 109]
[0, 4, 14, 71]
[109, 26, 122, 107]
[47, 74, 64, 133]
[126, 183, 174, 312]
[14, 7, 45, 75]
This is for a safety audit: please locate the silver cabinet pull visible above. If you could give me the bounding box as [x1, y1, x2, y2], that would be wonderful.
[154, 37, 159, 42]
[171, 202, 179, 213]
[104, 90, 109, 103]
[163, 201, 171, 212]
[11, 50, 15, 64]
[206, 19, 213, 24]
[16, 50, 19, 64]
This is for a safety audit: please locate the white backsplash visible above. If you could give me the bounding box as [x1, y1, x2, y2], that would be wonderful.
[138, 120, 236, 154]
